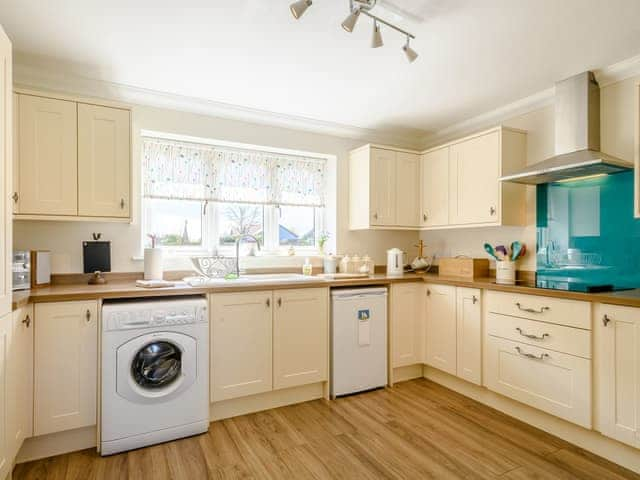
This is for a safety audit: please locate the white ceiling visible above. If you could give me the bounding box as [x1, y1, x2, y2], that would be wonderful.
[1, 0, 640, 139]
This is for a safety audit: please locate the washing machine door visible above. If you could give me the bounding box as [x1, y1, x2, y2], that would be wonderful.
[117, 331, 197, 404]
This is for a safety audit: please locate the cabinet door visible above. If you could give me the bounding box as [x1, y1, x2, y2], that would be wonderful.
[391, 283, 425, 368]
[273, 288, 328, 390]
[395, 152, 420, 227]
[424, 284, 457, 375]
[34, 301, 98, 436]
[595, 304, 640, 448]
[17, 94, 77, 215]
[211, 292, 273, 401]
[0, 314, 10, 479]
[420, 147, 450, 227]
[0, 28, 11, 317]
[78, 104, 130, 217]
[370, 148, 396, 226]
[449, 131, 500, 225]
[456, 288, 482, 385]
[7, 305, 33, 460]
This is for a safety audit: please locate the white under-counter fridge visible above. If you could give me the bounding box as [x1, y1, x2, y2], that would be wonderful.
[330, 287, 388, 398]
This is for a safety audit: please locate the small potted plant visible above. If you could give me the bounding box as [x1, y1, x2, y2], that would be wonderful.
[318, 231, 330, 255]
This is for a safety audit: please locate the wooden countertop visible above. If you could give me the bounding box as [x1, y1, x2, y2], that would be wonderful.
[12, 272, 640, 310]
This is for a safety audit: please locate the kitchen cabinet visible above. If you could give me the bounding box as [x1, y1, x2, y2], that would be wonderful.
[595, 303, 640, 448]
[0, 29, 11, 319]
[78, 104, 131, 218]
[391, 283, 425, 368]
[456, 288, 482, 385]
[349, 145, 420, 229]
[13, 90, 131, 222]
[448, 127, 526, 227]
[420, 147, 449, 227]
[14, 94, 78, 216]
[7, 305, 33, 462]
[273, 288, 328, 390]
[424, 284, 457, 376]
[0, 314, 9, 479]
[211, 291, 273, 401]
[34, 301, 98, 436]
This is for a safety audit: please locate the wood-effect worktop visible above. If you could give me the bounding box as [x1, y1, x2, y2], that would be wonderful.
[12, 271, 640, 310]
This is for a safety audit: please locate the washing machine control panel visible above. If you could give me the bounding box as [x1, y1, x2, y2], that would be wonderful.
[102, 299, 208, 331]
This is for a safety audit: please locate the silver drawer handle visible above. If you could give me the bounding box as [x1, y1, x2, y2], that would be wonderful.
[602, 314, 611, 326]
[515, 303, 550, 314]
[516, 327, 549, 341]
[515, 346, 549, 361]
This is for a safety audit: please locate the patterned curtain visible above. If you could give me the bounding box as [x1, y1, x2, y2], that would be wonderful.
[143, 138, 326, 207]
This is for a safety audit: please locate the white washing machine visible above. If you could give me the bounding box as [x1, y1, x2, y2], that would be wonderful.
[101, 296, 209, 455]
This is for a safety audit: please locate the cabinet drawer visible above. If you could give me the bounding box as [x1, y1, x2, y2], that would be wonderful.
[486, 291, 591, 329]
[485, 335, 591, 428]
[487, 313, 591, 359]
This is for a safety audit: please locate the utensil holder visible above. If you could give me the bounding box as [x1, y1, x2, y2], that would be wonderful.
[144, 248, 163, 280]
[495, 260, 516, 285]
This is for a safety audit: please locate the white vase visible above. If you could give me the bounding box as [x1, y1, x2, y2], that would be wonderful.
[144, 248, 163, 280]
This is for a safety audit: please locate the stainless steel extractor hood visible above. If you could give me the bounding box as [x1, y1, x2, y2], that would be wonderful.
[500, 71, 633, 185]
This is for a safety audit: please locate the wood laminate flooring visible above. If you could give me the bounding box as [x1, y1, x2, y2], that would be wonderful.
[13, 379, 640, 480]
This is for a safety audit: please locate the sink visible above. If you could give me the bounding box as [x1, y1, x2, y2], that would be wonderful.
[183, 273, 321, 286]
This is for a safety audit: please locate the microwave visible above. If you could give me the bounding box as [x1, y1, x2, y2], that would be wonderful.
[12, 250, 51, 291]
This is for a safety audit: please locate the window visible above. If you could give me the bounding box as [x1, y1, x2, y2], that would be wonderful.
[141, 137, 328, 254]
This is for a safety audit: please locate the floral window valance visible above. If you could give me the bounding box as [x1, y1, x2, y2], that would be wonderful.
[142, 138, 327, 207]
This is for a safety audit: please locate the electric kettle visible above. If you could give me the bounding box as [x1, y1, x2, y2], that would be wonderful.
[386, 248, 406, 276]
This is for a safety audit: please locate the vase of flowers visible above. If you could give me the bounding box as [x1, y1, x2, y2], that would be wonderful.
[318, 231, 330, 256]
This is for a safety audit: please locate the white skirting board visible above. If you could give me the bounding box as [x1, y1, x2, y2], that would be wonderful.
[422, 366, 640, 475]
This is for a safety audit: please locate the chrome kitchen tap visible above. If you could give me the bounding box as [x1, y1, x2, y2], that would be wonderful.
[234, 234, 261, 277]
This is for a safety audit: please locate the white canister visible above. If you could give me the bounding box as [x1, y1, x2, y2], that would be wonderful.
[323, 255, 339, 274]
[495, 260, 516, 285]
[386, 248, 406, 276]
[144, 248, 163, 280]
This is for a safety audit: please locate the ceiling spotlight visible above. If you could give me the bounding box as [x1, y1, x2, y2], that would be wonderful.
[403, 37, 418, 63]
[371, 21, 383, 48]
[341, 8, 361, 33]
[290, 0, 312, 19]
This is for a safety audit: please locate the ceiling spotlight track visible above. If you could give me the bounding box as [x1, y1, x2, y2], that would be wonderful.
[289, 0, 418, 62]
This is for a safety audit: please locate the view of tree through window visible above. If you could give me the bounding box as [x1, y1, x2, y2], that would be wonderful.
[218, 204, 264, 247]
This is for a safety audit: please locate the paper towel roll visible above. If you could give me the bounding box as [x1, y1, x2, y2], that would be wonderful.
[144, 248, 163, 280]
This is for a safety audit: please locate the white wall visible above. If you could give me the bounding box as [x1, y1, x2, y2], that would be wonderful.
[14, 103, 418, 273]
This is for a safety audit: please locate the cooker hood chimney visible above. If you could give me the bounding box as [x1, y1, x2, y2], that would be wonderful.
[499, 71, 633, 185]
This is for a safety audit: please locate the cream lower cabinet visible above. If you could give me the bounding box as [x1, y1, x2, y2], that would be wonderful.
[211, 288, 329, 402]
[0, 314, 10, 479]
[34, 301, 98, 436]
[456, 288, 482, 385]
[210, 291, 273, 402]
[424, 284, 457, 376]
[595, 303, 640, 448]
[273, 288, 328, 390]
[391, 283, 425, 368]
[7, 305, 33, 461]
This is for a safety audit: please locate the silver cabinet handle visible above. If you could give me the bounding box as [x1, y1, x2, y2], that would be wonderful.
[22, 314, 31, 328]
[472, 295, 478, 304]
[12, 192, 19, 203]
[373, 213, 378, 220]
[266, 298, 271, 308]
[490, 206, 496, 215]
[515, 303, 550, 314]
[426, 289, 431, 297]
[86, 309, 91, 322]
[120, 198, 125, 209]
[277, 297, 282, 307]
[602, 314, 611, 326]
[516, 327, 549, 340]
[515, 346, 549, 360]
[423, 213, 428, 222]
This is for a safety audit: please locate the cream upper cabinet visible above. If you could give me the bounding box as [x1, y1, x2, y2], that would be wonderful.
[7, 305, 33, 460]
[78, 104, 131, 218]
[13, 91, 131, 221]
[34, 301, 98, 436]
[0, 26, 11, 318]
[391, 283, 425, 368]
[595, 303, 640, 448]
[15, 94, 78, 216]
[448, 128, 526, 227]
[370, 147, 397, 226]
[424, 284, 457, 376]
[210, 292, 273, 401]
[395, 152, 420, 227]
[273, 288, 328, 390]
[420, 147, 449, 227]
[456, 288, 482, 385]
[349, 145, 421, 230]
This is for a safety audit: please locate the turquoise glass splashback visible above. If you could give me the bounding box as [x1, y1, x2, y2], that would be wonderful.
[536, 171, 640, 289]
